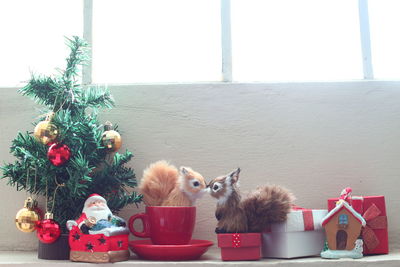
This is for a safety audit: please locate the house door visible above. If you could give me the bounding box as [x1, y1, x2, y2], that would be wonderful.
[336, 230, 347, 250]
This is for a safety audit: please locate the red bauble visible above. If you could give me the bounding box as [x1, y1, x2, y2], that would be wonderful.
[47, 143, 71, 166]
[36, 219, 61, 244]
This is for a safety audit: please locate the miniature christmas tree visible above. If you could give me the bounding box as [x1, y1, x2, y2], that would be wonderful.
[322, 241, 329, 252]
[1, 36, 142, 236]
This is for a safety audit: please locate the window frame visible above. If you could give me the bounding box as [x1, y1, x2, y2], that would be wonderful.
[0, 0, 396, 88]
[82, 0, 379, 85]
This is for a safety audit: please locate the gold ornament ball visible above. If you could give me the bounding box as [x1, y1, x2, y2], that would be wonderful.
[15, 208, 40, 233]
[102, 130, 122, 152]
[34, 121, 58, 145]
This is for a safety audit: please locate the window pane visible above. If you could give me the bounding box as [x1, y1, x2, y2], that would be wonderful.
[92, 0, 221, 83]
[0, 0, 83, 87]
[231, 0, 363, 82]
[339, 214, 348, 225]
[369, 0, 400, 79]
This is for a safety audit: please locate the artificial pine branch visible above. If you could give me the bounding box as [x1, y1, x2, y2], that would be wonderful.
[63, 36, 90, 81]
[1, 36, 141, 233]
[79, 85, 115, 109]
[19, 76, 61, 107]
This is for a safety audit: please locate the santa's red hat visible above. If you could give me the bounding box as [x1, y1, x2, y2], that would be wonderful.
[84, 194, 106, 207]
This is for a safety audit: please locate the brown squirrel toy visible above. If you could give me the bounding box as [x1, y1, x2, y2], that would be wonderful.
[139, 160, 208, 206]
[208, 168, 294, 233]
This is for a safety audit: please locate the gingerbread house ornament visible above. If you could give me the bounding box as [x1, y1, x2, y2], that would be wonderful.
[320, 198, 366, 259]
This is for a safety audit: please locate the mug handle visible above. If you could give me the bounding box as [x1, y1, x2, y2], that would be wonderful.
[128, 213, 150, 238]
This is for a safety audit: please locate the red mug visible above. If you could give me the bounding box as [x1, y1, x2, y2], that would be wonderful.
[129, 206, 196, 245]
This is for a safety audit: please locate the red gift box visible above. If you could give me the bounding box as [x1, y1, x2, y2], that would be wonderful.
[217, 233, 261, 261]
[327, 195, 388, 255]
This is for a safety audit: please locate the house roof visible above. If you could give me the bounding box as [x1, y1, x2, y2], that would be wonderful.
[321, 200, 366, 227]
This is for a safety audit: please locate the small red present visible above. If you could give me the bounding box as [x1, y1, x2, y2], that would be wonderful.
[327, 195, 388, 255]
[217, 233, 261, 261]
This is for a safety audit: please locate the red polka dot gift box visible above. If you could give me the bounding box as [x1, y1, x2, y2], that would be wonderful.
[217, 233, 261, 261]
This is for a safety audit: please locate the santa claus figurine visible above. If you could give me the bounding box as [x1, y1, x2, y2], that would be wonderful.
[66, 194, 127, 236]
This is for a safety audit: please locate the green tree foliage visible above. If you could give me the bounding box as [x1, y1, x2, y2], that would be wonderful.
[1, 36, 142, 233]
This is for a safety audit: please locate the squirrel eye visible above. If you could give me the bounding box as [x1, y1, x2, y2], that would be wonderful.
[193, 181, 200, 187]
[213, 184, 219, 191]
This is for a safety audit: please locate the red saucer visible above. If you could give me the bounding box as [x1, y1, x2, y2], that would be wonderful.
[129, 239, 214, 261]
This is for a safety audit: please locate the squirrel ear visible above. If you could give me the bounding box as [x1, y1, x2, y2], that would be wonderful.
[227, 168, 240, 184]
[180, 167, 190, 176]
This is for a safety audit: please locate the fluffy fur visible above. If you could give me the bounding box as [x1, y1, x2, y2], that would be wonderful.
[242, 185, 294, 232]
[139, 160, 207, 206]
[208, 168, 294, 233]
[215, 189, 248, 233]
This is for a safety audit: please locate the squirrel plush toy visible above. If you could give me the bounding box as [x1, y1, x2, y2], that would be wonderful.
[208, 168, 294, 233]
[139, 160, 208, 206]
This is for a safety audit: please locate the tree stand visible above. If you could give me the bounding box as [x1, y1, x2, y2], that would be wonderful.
[38, 234, 70, 260]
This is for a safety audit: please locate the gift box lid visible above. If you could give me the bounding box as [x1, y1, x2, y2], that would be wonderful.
[268, 209, 328, 233]
[328, 196, 386, 215]
[218, 233, 261, 248]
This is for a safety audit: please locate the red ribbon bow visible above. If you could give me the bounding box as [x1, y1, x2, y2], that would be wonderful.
[291, 205, 314, 231]
[362, 203, 387, 251]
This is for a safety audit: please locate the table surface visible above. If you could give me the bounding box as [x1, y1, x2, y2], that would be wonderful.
[0, 249, 399, 267]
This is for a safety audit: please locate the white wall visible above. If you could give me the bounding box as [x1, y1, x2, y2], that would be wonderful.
[0, 82, 399, 251]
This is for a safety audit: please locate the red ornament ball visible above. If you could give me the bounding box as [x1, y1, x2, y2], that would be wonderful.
[36, 219, 61, 244]
[47, 143, 71, 166]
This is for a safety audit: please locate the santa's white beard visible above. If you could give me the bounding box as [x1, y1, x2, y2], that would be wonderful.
[83, 205, 112, 222]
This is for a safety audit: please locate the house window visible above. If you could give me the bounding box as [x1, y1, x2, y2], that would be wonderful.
[92, 0, 222, 84]
[0, 0, 82, 87]
[339, 214, 349, 226]
[231, 0, 363, 82]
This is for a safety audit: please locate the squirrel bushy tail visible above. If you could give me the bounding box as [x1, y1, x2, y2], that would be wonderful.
[139, 160, 179, 206]
[242, 185, 295, 232]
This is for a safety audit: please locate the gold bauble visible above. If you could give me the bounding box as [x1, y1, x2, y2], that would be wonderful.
[102, 130, 122, 152]
[34, 121, 58, 145]
[15, 198, 40, 233]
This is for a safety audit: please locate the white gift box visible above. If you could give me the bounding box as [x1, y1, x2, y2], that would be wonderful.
[262, 209, 328, 258]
